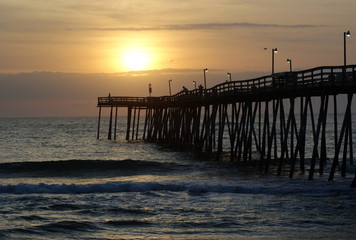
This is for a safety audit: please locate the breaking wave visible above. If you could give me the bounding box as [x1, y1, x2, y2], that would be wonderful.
[0, 159, 185, 177]
[0, 180, 353, 195]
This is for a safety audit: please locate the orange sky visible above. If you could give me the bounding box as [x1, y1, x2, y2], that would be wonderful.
[0, 0, 355, 117]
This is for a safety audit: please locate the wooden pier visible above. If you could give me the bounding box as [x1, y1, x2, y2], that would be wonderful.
[97, 65, 356, 187]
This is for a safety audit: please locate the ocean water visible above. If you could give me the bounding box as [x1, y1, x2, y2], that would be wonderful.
[0, 116, 355, 240]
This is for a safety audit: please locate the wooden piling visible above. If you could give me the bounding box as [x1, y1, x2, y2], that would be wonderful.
[114, 106, 118, 140]
[126, 106, 132, 140]
[136, 108, 141, 140]
[329, 93, 353, 181]
[108, 105, 113, 140]
[97, 106, 101, 140]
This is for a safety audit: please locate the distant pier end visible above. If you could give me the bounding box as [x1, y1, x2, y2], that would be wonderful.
[97, 65, 356, 186]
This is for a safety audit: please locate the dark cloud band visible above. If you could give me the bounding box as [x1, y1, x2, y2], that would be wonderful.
[67, 22, 327, 31]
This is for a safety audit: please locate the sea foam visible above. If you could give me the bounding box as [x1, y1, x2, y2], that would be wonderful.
[0, 180, 352, 195]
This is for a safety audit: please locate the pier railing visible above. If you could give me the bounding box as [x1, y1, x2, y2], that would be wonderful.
[170, 65, 356, 102]
[98, 96, 147, 106]
[98, 65, 356, 107]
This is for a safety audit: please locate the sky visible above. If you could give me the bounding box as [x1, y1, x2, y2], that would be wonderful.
[0, 0, 355, 117]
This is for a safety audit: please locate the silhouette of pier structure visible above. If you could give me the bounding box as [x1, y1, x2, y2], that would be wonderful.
[97, 65, 356, 187]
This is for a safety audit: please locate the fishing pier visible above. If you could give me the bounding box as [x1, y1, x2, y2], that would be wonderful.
[97, 65, 356, 187]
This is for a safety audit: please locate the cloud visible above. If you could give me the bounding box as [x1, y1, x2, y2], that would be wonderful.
[67, 22, 329, 32]
[164, 22, 327, 30]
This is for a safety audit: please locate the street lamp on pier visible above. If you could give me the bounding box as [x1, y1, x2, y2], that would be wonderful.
[344, 31, 351, 67]
[193, 80, 197, 90]
[272, 48, 278, 75]
[227, 72, 232, 81]
[168, 79, 172, 96]
[203, 68, 208, 89]
[286, 58, 292, 72]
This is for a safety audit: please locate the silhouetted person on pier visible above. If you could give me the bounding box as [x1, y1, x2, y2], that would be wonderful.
[182, 86, 188, 92]
[148, 84, 152, 97]
[198, 84, 203, 98]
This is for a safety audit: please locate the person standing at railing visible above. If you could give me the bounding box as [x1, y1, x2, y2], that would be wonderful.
[148, 84, 152, 97]
[198, 84, 203, 98]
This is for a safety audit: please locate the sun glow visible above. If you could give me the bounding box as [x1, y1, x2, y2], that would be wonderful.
[121, 49, 150, 71]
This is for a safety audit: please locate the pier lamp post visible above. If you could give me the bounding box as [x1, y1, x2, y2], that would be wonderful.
[227, 72, 232, 81]
[168, 79, 172, 96]
[203, 68, 208, 89]
[272, 48, 278, 75]
[148, 84, 152, 97]
[344, 31, 351, 67]
[193, 80, 197, 90]
[287, 59, 292, 72]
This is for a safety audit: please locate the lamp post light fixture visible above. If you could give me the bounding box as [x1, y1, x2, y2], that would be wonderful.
[272, 48, 278, 75]
[193, 80, 197, 90]
[287, 58, 292, 72]
[168, 79, 172, 96]
[227, 72, 232, 81]
[148, 83, 152, 97]
[344, 30, 351, 67]
[203, 68, 208, 89]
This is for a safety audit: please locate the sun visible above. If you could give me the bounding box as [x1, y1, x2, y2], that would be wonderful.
[121, 50, 150, 71]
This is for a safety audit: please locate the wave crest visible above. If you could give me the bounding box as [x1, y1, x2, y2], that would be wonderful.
[0, 181, 238, 194]
[0, 180, 353, 195]
[0, 159, 182, 177]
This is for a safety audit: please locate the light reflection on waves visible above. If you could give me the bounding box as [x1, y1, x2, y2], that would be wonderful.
[1, 181, 355, 240]
[4, 221, 101, 235]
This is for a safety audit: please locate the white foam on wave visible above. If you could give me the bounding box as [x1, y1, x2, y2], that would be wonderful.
[0, 179, 353, 195]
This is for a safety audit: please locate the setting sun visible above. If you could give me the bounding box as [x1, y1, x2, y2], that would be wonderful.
[121, 50, 150, 71]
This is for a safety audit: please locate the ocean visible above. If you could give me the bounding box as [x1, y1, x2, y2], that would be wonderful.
[0, 116, 355, 240]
